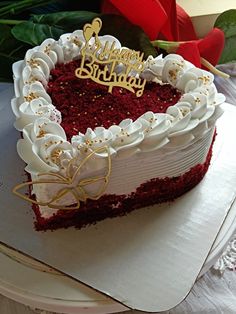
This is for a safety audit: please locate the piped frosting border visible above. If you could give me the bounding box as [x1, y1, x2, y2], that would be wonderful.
[11, 31, 225, 176]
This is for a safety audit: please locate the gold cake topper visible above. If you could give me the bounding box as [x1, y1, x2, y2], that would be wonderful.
[75, 18, 146, 97]
[13, 147, 111, 211]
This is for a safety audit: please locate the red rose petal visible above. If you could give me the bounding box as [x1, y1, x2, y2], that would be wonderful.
[197, 28, 225, 66]
[176, 4, 197, 41]
[159, 0, 178, 41]
[176, 41, 201, 68]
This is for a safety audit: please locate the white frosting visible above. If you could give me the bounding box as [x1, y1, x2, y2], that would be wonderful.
[11, 30, 225, 215]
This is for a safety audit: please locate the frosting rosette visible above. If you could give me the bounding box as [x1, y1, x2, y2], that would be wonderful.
[137, 112, 171, 152]
[17, 118, 73, 174]
[109, 119, 144, 157]
[12, 81, 61, 130]
[166, 103, 199, 146]
[162, 54, 192, 86]
[139, 55, 163, 81]
[176, 68, 214, 93]
[59, 30, 84, 61]
[72, 127, 116, 156]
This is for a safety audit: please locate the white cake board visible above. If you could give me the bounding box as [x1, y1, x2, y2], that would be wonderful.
[1, 196, 236, 314]
[0, 86, 236, 312]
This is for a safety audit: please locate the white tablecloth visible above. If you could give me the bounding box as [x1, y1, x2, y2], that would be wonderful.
[1, 64, 236, 314]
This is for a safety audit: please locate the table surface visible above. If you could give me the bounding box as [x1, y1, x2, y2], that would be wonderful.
[1, 63, 236, 314]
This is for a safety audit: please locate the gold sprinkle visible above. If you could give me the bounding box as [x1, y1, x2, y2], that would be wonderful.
[36, 129, 46, 138]
[44, 44, 51, 55]
[72, 38, 82, 47]
[50, 148, 63, 165]
[27, 58, 40, 68]
[169, 69, 178, 80]
[195, 97, 201, 104]
[24, 92, 38, 102]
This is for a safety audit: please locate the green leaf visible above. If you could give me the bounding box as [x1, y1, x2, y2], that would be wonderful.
[32, 10, 99, 29]
[12, 11, 93, 46]
[11, 11, 99, 46]
[0, 1, 14, 8]
[214, 9, 236, 63]
[100, 14, 158, 59]
[219, 36, 236, 64]
[0, 24, 28, 81]
[11, 20, 64, 45]
[214, 9, 236, 38]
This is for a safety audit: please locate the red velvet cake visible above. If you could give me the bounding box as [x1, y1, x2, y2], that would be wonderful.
[11, 21, 225, 230]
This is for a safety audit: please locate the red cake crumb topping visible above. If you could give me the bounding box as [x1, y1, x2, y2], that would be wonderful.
[47, 60, 181, 139]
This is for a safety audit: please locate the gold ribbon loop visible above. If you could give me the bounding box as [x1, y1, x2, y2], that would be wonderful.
[13, 146, 111, 211]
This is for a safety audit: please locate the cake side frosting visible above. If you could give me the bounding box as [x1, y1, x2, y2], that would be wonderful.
[11, 30, 225, 220]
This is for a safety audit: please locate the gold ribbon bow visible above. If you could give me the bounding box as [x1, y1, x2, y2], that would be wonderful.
[13, 147, 111, 210]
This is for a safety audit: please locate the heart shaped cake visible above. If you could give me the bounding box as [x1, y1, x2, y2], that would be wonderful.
[11, 19, 225, 230]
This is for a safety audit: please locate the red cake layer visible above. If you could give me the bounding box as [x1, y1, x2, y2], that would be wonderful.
[47, 60, 181, 139]
[33, 132, 216, 231]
